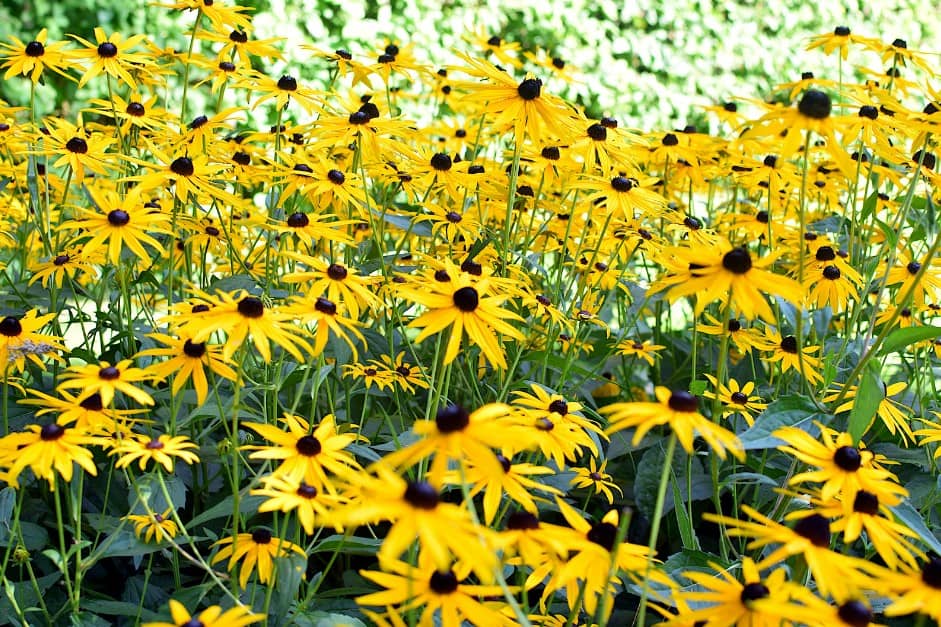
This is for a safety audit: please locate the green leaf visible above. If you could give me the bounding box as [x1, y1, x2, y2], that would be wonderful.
[848, 365, 883, 444]
[738, 395, 827, 450]
[311, 534, 381, 556]
[672, 478, 699, 550]
[188, 495, 265, 529]
[878, 325, 941, 356]
[290, 611, 367, 627]
[634, 443, 710, 520]
[80, 600, 159, 622]
[272, 552, 307, 621]
[889, 500, 941, 556]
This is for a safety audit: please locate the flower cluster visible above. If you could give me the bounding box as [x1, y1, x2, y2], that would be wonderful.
[0, 9, 941, 627]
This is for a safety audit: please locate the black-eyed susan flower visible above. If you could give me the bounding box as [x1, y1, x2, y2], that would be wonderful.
[569, 457, 622, 505]
[401, 272, 524, 370]
[70, 27, 153, 89]
[0, 28, 79, 82]
[824, 381, 915, 443]
[342, 466, 495, 577]
[143, 598, 262, 627]
[0, 309, 63, 374]
[357, 557, 513, 627]
[211, 529, 305, 589]
[136, 333, 238, 406]
[806, 26, 880, 60]
[451, 52, 573, 143]
[445, 451, 561, 524]
[669, 557, 814, 626]
[551, 499, 668, 620]
[242, 414, 359, 493]
[761, 332, 824, 386]
[616, 338, 665, 366]
[19, 389, 142, 432]
[381, 402, 524, 488]
[702, 375, 767, 426]
[28, 247, 101, 289]
[111, 433, 200, 472]
[0, 422, 102, 490]
[41, 117, 115, 181]
[57, 359, 155, 407]
[183, 290, 312, 363]
[58, 186, 171, 266]
[251, 474, 344, 535]
[774, 424, 907, 509]
[704, 505, 877, 601]
[284, 295, 365, 359]
[883, 556, 941, 623]
[601, 387, 744, 461]
[125, 509, 179, 544]
[281, 252, 379, 320]
[660, 241, 803, 322]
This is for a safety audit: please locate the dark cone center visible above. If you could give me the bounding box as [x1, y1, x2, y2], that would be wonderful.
[834, 445, 862, 471]
[251, 529, 272, 544]
[170, 157, 194, 177]
[237, 296, 264, 318]
[668, 390, 698, 412]
[793, 513, 830, 547]
[97, 42, 118, 58]
[722, 247, 753, 274]
[277, 75, 297, 91]
[548, 399, 568, 415]
[452, 286, 479, 312]
[327, 264, 348, 280]
[287, 212, 309, 228]
[297, 483, 318, 498]
[823, 265, 841, 280]
[430, 153, 452, 171]
[295, 435, 322, 457]
[40, 423, 65, 441]
[435, 404, 470, 433]
[610, 176, 635, 192]
[315, 297, 337, 315]
[182, 340, 206, 358]
[66, 137, 88, 154]
[0, 317, 22, 337]
[837, 601, 871, 627]
[798, 89, 832, 120]
[98, 366, 120, 380]
[587, 521, 617, 551]
[740, 582, 770, 602]
[25, 41, 44, 57]
[517, 78, 542, 100]
[506, 511, 540, 530]
[404, 481, 438, 509]
[429, 570, 459, 594]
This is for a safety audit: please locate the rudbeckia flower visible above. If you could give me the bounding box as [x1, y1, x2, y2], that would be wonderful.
[57, 359, 155, 407]
[211, 529, 306, 589]
[111, 432, 200, 472]
[0, 422, 102, 490]
[357, 557, 514, 627]
[400, 269, 524, 369]
[125, 509, 179, 544]
[70, 28, 153, 89]
[601, 387, 744, 461]
[659, 240, 803, 322]
[0, 28, 79, 82]
[136, 333, 238, 406]
[242, 414, 359, 493]
[251, 474, 344, 535]
[144, 599, 262, 627]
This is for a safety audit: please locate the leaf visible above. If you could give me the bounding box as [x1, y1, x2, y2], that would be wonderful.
[878, 325, 941, 356]
[290, 611, 367, 627]
[369, 208, 432, 237]
[188, 495, 265, 529]
[672, 478, 699, 550]
[889, 500, 941, 557]
[311, 534, 381, 556]
[272, 552, 307, 622]
[633, 443, 710, 520]
[738, 395, 827, 450]
[848, 365, 883, 444]
[80, 600, 160, 622]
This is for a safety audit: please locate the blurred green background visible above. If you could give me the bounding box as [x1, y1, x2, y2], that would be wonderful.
[1, 0, 938, 129]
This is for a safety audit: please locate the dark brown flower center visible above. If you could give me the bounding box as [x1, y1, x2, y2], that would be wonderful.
[798, 90, 832, 120]
[182, 340, 206, 358]
[722, 247, 752, 274]
[170, 157, 194, 177]
[66, 137, 88, 154]
[837, 600, 871, 627]
[823, 265, 841, 280]
[922, 557, 941, 588]
[237, 296, 264, 318]
[404, 481, 438, 509]
[548, 399, 568, 415]
[326, 264, 347, 280]
[295, 435, 322, 456]
[834, 446, 862, 471]
[506, 511, 540, 530]
[793, 513, 830, 547]
[146, 439, 164, 450]
[277, 75, 297, 91]
[587, 123, 607, 141]
[730, 391, 748, 404]
[97, 42, 118, 58]
[296, 483, 318, 498]
[98, 366, 120, 380]
[315, 297, 337, 315]
[587, 521, 617, 551]
[430, 153, 452, 171]
[435, 404, 470, 433]
[40, 423, 65, 441]
[107, 209, 130, 226]
[517, 78, 542, 100]
[780, 336, 798, 353]
[452, 286, 479, 312]
[740, 582, 770, 602]
[287, 212, 309, 228]
[25, 41, 45, 57]
[852, 490, 879, 515]
[668, 391, 698, 412]
[610, 176, 636, 192]
[0, 317, 22, 337]
[251, 529, 272, 544]
[429, 570, 459, 594]
[80, 394, 104, 411]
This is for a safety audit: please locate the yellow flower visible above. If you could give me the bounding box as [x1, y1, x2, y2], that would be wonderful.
[0, 422, 101, 490]
[57, 359, 155, 407]
[211, 530, 306, 589]
[250, 474, 344, 535]
[111, 433, 200, 473]
[601, 387, 744, 461]
[125, 509, 179, 544]
[70, 27, 153, 89]
[136, 333, 238, 406]
[144, 599, 262, 627]
[0, 28, 79, 83]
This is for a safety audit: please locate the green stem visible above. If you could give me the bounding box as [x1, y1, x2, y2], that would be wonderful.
[635, 433, 676, 626]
